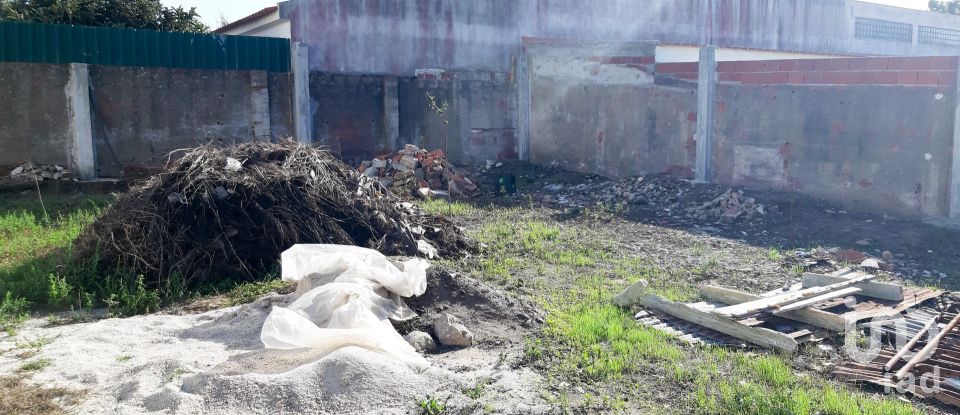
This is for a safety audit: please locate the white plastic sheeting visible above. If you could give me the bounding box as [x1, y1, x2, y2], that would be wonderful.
[260, 244, 430, 365]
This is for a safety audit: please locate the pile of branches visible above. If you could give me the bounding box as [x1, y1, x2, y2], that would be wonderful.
[74, 141, 475, 290]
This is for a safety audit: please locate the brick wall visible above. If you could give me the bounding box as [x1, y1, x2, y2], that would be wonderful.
[717, 56, 958, 86]
[655, 62, 698, 80]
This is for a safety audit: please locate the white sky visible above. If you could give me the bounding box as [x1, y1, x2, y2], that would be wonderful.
[164, 0, 933, 30]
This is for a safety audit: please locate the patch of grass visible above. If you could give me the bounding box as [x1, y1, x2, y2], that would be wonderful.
[0, 375, 83, 415]
[417, 395, 447, 415]
[418, 199, 477, 216]
[116, 354, 132, 363]
[226, 277, 291, 306]
[766, 247, 782, 262]
[0, 291, 29, 335]
[463, 377, 491, 400]
[18, 358, 51, 373]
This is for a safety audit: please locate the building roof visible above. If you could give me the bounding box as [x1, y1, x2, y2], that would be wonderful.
[214, 6, 279, 34]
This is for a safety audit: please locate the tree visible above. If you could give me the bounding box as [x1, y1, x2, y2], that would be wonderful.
[0, 0, 208, 32]
[930, 0, 960, 14]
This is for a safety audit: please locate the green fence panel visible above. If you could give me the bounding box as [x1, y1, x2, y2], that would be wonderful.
[0, 21, 290, 72]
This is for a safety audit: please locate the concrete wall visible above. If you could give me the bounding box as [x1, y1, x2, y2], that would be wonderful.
[89, 66, 286, 177]
[399, 71, 517, 163]
[709, 56, 958, 218]
[309, 73, 388, 161]
[281, 0, 960, 75]
[527, 41, 698, 178]
[0, 63, 72, 174]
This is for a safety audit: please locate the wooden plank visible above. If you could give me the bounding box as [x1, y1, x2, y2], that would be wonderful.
[774, 287, 862, 313]
[640, 294, 799, 353]
[712, 274, 875, 318]
[698, 285, 849, 332]
[802, 272, 903, 301]
[895, 312, 960, 380]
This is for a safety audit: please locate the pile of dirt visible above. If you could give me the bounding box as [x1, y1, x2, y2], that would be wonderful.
[74, 141, 476, 290]
[358, 144, 478, 198]
[401, 266, 544, 345]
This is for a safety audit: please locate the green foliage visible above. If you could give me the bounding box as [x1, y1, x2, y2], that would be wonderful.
[226, 277, 289, 306]
[0, 0, 208, 32]
[417, 199, 477, 217]
[0, 291, 29, 334]
[930, 0, 960, 14]
[18, 358, 51, 372]
[417, 395, 446, 415]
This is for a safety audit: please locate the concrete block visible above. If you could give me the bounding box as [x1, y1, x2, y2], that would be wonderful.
[67, 63, 95, 180]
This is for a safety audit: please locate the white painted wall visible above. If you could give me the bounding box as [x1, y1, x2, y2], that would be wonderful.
[656, 45, 845, 63]
[218, 9, 291, 39]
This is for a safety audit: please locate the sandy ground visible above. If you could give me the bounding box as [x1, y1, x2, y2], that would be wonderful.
[0, 292, 547, 415]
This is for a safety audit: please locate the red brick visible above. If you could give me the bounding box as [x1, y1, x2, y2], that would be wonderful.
[779, 60, 799, 71]
[874, 71, 898, 84]
[850, 57, 888, 71]
[786, 71, 804, 84]
[719, 72, 741, 82]
[796, 60, 816, 71]
[813, 59, 835, 71]
[760, 71, 789, 84]
[897, 71, 918, 85]
[740, 73, 765, 84]
[687, 112, 697, 122]
[928, 56, 959, 70]
[763, 60, 782, 71]
[889, 57, 930, 70]
[917, 71, 939, 85]
[821, 72, 842, 84]
[717, 61, 737, 72]
[736, 61, 765, 72]
[657, 62, 698, 73]
[938, 71, 958, 85]
[802, 72, 824, 84]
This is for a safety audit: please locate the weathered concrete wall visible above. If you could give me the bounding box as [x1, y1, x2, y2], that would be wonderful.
[0, 63, 72, 174]
[399, 71, 517, 163]
[89, 66, 280, 177]
[281, 0, 960, 75]
[714, 84, 955, 218]
[269, 72, 295, 139]
[308, 73, 387, 161]
[528, 41, 696, 178]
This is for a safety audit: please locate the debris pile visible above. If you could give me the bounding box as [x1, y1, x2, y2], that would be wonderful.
[74, 141, 476, 291]
[684, 189, 773, 221]
[358, 144, 478, 198]
[7, 162, 71, 181]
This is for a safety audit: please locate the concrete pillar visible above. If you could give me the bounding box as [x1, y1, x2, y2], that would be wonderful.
[383, 76, 400, 150]
[950, 56, 960, 218]
[516, 53, 530, 160]
[695, 46, 717, 183]
[292, 42, 312, 144]
[67, 63, 95, 180]
[250, 70, 271, 141]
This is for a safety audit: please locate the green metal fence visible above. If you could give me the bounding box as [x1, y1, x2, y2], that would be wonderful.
[0, 21, 290, 72]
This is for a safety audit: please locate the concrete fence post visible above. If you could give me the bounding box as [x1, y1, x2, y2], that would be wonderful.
[950, 56, 960, 219]
[67, 63, 95, 180]
[695, 46, 717, 183]
[250, 70, 271, 141]
[292, 42, 312, 144]
[383, 76, 400, 150]
[517, 52, 530, 161]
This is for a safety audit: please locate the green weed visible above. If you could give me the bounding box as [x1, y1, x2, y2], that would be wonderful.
[418, 199, 477, 216]
[0, 292, 29, 335]
[226, 277, 290, 306]
[18, 358, 51, 372]
[417, 395, 447, 415]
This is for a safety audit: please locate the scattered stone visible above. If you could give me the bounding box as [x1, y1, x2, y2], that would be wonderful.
[403, 331, 437, 352]
[434, 313, 474, 347]
[6, 162, 71, 181]
[860, 258, 881, 269]
[854, 239, 871, 246]
[882, 251, 894, 261]
[357, 145, 477, 198]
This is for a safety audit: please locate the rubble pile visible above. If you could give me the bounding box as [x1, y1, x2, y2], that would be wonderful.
[358, 144, 478, 198]
[7, 162, 71, 181]
[74, 141, 476, 291]
[684, 189, 774, 221]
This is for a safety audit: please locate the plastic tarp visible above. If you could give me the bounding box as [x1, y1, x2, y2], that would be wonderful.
[260, 244, 429, 365]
